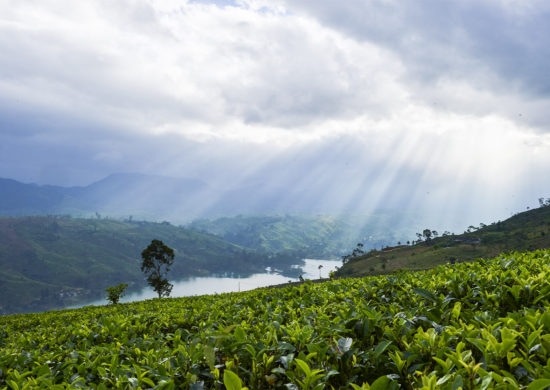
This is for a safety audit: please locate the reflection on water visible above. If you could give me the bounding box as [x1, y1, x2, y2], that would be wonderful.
[76, 259, 340, 307]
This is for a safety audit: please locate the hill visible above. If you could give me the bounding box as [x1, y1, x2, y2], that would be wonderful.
[188, 213, 420, 257]
[0, 216, 303, 315]
[1, 249, 549, 388]
[337, 203, 550, 277]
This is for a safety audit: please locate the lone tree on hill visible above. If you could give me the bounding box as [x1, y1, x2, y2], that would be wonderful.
[341, 242, 365, 264]
[422, 229, 432, 242]
[105, 283, 128, 305]
[141, 239, 175, 298]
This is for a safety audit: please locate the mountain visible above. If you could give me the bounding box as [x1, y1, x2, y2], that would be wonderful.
[0, 174, 460, 230]
[0, 178, 76, 215]
[337, 204, 550, 277]
[67, 173, 212, 220]
[0, 174, 211, 221]
[0, 216, 303, 315]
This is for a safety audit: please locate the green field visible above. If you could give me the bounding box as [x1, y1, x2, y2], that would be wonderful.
[2, 249, 550, 389]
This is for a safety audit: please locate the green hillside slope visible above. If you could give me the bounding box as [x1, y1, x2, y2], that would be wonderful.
[1, 249, 550, 388]
[189, 215, 341, 255]
[0, 216, 298, 315]
[189, 213, 420, 257]
[338, 204, 550, 277]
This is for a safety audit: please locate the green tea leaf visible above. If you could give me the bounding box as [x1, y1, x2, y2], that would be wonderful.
[204, 345, 215, 370]
[369, 375, 391, 390]
[374, 340, 392, 357]
[451, 375, 464, 390]
[223, 370, 243, 390]
[294, 359, 311, 377]
[527, 379, 550, 390]
[413, 288, 437, 303]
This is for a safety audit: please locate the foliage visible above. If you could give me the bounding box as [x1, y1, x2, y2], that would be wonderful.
[141, 240, 175, 298]
[2, 249, 550, 388]
[105, 283, 128, 305]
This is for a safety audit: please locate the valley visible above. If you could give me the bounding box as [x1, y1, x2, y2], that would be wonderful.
[0, 216, 306, 314]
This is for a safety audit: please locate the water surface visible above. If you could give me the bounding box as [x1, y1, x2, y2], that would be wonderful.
[78, 258, 340, 307]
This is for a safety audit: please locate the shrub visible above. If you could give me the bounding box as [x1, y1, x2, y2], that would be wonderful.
[105, 283, 128, 305]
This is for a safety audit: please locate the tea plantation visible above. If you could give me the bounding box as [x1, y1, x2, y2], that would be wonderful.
[2, 250, 550, 389]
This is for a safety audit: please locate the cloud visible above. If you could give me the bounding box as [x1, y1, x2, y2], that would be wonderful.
[3, 0, 548, 141]
[282, 0, 550, 131]
[1, 0, 550, 225]
[0, 0, 408, 138]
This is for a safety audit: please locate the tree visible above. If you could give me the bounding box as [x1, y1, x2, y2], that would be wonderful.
[352, 242, 364, 257]
[318, 264, 323, 279]
[141, 239, 175, 298]
[422, 229, 432, 242]
[105, 283, 128, 305]
[342, 242, 365, 264]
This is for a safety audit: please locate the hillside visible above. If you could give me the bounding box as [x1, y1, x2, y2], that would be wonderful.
[188, 213, 420, 257]
[338, 204, 550, 277]
[1, 249, 550, 388]
[0, 216, 302, 315]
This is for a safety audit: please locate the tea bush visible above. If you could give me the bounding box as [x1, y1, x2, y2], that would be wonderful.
[1, 250, 550, 389]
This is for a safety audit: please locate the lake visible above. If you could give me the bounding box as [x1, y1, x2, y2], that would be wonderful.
[77, 258, 340, 307]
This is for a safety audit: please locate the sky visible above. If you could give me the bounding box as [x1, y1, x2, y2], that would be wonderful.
[1, 0, 550, 227]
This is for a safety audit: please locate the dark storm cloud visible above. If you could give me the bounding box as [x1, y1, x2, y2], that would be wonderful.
[0, 102, 278, 186]
[283, 0, 550, 129]
[285, 1, 550, 93]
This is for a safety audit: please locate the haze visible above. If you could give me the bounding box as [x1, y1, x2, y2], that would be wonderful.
[1, 0, 550, 229]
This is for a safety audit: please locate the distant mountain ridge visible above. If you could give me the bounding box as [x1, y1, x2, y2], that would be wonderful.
[0, 173, 398, 223]
[0, 178, 75, 215]
[0, 173, 451, 230]
[0, 174, 211, 221]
